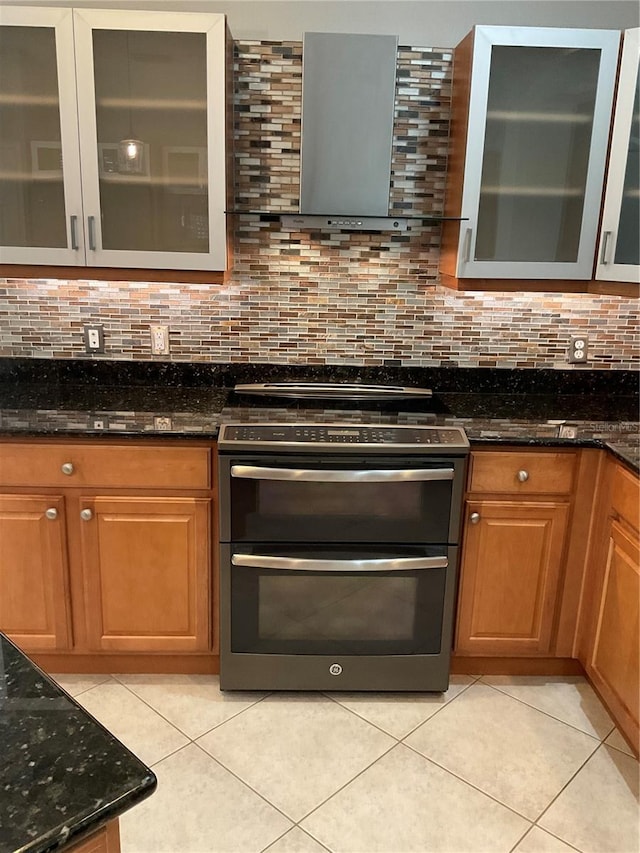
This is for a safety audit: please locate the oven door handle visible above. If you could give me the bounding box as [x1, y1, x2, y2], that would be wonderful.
[231, 554, 448, 572]
[230, 465, 454, 482]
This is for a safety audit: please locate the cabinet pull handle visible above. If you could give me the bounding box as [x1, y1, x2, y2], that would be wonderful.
[45, 508, 58, 520]
[80, 509, 93, 521]
[600, 230, 613, 265]
[61, 462, 74, 475]
[88, 216, 97, 251]
[470, 512, 480, 524]
[70, 215, 79, 250]
[517, 470, 529, 482]
[463, 227, 473, 263]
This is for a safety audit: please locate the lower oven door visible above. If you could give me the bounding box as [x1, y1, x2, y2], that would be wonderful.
[219, 543, 459, 692]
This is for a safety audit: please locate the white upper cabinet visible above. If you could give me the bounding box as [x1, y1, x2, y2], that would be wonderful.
[0, 7, 83, 265]
[595, 28, 640, 284]
[444, 26, 620, 281]
[0, 7, 228, 271]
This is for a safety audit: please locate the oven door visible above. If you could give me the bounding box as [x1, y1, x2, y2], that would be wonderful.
[218, 455, 465, 544]
[219, 543, 459, 691]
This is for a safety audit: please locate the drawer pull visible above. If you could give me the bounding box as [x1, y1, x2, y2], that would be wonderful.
[470, 512, 480, 524]
[61, 462, 74, 476]
[517, 470, 529, 482]
[45, 508, 58, 521]
[80, 509, 93, 521]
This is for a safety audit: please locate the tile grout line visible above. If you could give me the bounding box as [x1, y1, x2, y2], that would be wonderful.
[530, 740, 608, 837]
[400, 739, 537, 827]
[190, 738, 300, 827]
[204, 701, 401, 824]
[477, 678, 613, 744]
[147, 739, 196, 770]
[259, 826, 333, 853]
[109, 672, 273, 742]
[507, 823, 584, 853]
[51, 673, 112, 699]
[321, 675, 479, 741]
[135, 737, 305, 848]
[290, 738, 401, 829]
[600, 728, 637, 757]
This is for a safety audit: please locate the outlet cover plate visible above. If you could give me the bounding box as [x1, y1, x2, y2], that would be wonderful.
[150, 325, 170, 355]
[568, 336, 589, 364]
[83, 324, 104, 354]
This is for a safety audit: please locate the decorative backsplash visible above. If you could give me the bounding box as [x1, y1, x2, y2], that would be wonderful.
[0, 40, 638, 370]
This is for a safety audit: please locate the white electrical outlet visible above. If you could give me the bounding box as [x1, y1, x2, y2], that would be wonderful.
[150, 325, 170, 355]
[568, 336, 589, 364]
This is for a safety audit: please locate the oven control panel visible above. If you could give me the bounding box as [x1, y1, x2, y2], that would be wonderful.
[219, 424, 469, 452]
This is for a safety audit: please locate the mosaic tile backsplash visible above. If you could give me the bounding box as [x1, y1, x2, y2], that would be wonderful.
[0, 41, 637, 370]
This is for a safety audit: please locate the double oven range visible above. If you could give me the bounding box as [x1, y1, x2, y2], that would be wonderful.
[218, 386, 469, 692]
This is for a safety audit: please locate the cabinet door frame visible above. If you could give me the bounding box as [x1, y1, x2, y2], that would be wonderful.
[455, 498, 570, 656]
[458, 25, 620, 280]
[0, 494, 72, 651]
[79, 495, 211, 653]
[0, 6, 85, 265]
[73, 9, 227, 270]
[595, 28, 640, 284]
[589, 518, 639, 735]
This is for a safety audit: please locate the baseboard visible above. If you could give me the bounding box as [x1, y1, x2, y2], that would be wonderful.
[31, 653, 221, 675]
[451, 656, 585, 676]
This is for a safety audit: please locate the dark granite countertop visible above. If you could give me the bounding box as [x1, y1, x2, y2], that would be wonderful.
[0, 359, 637, 473]
[0, 633, 156, 853]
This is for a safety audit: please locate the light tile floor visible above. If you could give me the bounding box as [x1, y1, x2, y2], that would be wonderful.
[51, 672, 640, 853]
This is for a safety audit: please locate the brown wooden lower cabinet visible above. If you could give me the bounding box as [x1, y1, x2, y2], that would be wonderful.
[80, 496, 211, 652]
[579, 459, 640, 754]
[455, 499, 570, 656]
[0, 494, 72, 651]
[0, 438, 215, 664]
[67, 819, 120, 853]
[589, 520, 639, 726]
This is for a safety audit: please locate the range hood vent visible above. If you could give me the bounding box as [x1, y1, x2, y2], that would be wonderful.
[284, 32, 407, 232]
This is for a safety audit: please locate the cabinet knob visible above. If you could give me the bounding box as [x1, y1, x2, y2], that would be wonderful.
[470, 512, 480, 524]
[45, 508, 58, 521]
[517, 470, 529, 482]
[80, 509, 93, 521]
[61, 462, 74, 476]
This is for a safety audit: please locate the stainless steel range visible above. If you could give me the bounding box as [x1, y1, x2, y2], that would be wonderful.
[217, 392, 469, 693]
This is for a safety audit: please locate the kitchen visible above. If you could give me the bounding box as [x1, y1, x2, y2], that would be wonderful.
[0, 1, 639, 852]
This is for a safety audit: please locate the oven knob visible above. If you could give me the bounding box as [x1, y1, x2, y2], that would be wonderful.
[329, 663, 343, 676]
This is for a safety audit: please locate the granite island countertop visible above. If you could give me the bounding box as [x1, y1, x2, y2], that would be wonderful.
[0, 359, 637, 473]
[0, 633, 156, 853]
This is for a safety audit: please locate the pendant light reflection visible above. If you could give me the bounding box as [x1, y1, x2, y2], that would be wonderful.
[118, 137, 145, 174]
[118, 31, 145, 175]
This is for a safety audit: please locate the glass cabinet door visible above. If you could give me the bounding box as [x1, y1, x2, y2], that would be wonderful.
[596, 29, 640, 283]
[0, 8, 83, 264]
[73, 9, 227, 271]
[458, 26, 620, 280]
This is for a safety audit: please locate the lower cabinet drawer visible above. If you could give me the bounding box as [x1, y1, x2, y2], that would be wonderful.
[469, 450, 577, 495]
[0, 442, 211, 490]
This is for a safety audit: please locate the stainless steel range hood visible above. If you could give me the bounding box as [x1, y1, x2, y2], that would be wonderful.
[281, 32, 407, 233]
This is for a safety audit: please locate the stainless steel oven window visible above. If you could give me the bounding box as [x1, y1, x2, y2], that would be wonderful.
[227, 548, 448, 657]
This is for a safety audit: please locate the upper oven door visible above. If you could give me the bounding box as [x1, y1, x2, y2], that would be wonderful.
[219, 454, 466, 544]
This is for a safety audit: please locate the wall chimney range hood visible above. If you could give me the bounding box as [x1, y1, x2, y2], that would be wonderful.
[280, 32, 408, 233]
